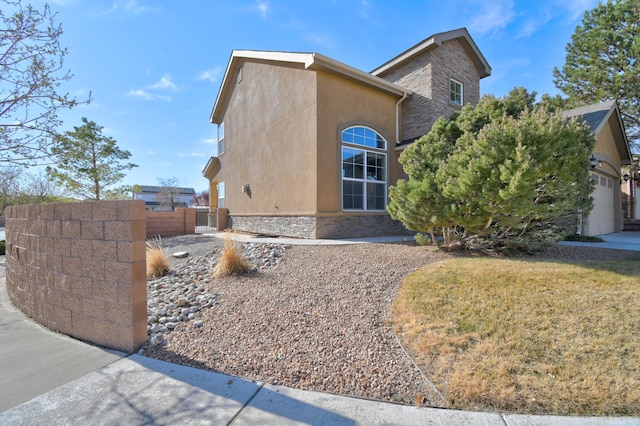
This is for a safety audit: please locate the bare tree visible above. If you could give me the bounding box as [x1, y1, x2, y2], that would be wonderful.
[23, 169, 66, 202]
[1, 0, 90, 165]
[156, 177, 181, 210]
[0, 164, 22, 214]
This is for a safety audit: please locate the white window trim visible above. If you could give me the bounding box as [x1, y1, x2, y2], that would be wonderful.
[450, 78, 463, 106]
[218, 122, 225, 155]
[340, 126, 388, 212]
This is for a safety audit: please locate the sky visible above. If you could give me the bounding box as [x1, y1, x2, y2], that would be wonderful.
[30, 0, 601, 194]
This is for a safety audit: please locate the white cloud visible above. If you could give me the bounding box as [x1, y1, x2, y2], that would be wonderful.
[125, 89, 171, 102]
[150, 74, 178, 91]
[47, 0, 76, 5]
[201, 138, 216, 145]
[95, 0, 159, 16]
[126, 89, 154, 100]
[516, 9, 552, 39]
[256, 1, 269, 20]
[197, 68, 223, 83]
[178, 151, 206, 158]
[467, 0, 515, 36]
[305, 33, 336, 49]
[556, 0, 601, 21]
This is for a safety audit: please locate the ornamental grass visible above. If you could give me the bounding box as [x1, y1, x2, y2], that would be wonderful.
[212, 229, 250, 277]
[146, 235, 170, 278]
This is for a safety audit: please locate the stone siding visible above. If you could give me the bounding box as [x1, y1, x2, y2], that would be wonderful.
[229, 215, 318, 239]
[315, 214, 408, 239]
[228, 214, 409, 239]
[379, 39, 481, 142]
[4, 201, 147, 353]
[146, 208, 196, 238]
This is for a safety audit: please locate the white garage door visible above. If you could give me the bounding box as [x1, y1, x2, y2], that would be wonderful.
[588, 173, 615, 236]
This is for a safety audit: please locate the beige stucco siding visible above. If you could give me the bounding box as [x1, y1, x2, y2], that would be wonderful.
[315, 70, 402, 213]
[593, 120, 624, 176]
[215, 60, 318, 215]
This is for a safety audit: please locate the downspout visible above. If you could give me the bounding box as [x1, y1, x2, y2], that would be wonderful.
[396, 92, 409, 145]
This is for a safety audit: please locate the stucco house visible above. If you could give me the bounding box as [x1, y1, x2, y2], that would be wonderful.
[563, 100, 633, 235]
[203, 28, 491, 238]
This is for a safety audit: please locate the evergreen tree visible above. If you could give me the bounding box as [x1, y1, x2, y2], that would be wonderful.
[388, 89, 595, 253]
[47, 118, 137, 200]
[553, 0, 640, 151]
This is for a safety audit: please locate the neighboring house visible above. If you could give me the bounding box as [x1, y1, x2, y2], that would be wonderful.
[203, 28, 491, 239]
[133, 185, 196, 211]
[563, 101, 633, 235]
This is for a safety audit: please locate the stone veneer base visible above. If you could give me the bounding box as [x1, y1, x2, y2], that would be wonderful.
[228, 214, 409, 239]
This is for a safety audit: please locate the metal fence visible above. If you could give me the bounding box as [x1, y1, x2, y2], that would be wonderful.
[195, 208, 215, 234]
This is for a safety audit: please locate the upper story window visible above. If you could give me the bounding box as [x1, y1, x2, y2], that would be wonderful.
[450, 78, 463, 105]
[341, 126, 387, 211]
[218, 122, 225, 155]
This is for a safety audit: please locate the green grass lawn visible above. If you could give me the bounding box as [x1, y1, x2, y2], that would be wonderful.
[391, 257, 640, 416]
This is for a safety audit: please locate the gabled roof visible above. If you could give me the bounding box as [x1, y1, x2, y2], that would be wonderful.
[563, 100, 633, 165]
[371, 28, 491, 78]
[210, 50, 411, 124]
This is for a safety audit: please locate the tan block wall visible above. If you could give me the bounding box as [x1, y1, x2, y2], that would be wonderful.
[4, 201, 147, 353]
[145, 208, 196, 238]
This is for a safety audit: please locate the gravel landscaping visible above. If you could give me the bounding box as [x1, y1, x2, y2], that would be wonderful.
[139, 234, 639, 408]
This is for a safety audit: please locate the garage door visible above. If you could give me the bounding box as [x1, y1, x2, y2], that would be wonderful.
[588, 173, 615, 235]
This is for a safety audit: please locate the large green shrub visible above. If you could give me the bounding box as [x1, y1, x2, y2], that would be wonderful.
[388, 88, 595, 253]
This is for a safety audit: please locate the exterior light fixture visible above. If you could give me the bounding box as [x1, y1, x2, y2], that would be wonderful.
[623, 173, 630, 182]
[589, 154, 597, 169]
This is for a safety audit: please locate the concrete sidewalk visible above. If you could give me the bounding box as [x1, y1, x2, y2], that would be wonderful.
[2, 350, 638, 425]
[1, 233, 640, 425]
[556, 231, 640, 251]
[212, 230, 640, 251]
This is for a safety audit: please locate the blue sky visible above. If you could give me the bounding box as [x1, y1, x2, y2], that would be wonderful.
[37, 0, 600, 193]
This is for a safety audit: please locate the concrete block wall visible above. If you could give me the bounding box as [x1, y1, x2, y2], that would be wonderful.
[146, 208, 196, 238]
[4, 201, 147, 353]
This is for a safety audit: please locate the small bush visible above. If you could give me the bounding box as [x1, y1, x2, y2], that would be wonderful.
[213, 230, 250, 277]
[414, 233, 433, 246]
[564, 234, 604, 243]
[146, 236, 170, 278]
[0, 240, 5, 256]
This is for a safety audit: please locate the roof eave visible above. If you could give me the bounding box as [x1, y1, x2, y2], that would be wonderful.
[310, 53, 411, 97]
[371, 27, 491, 79]
[210, 50, 412, 124]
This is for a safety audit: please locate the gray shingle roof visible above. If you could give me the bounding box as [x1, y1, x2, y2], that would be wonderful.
[561, 100, 617, 133]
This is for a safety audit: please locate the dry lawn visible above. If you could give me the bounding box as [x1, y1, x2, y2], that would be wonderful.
[391, 257, 640, 416]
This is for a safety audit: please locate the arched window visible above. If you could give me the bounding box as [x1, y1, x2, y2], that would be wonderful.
[341, 126, 387, 211]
